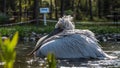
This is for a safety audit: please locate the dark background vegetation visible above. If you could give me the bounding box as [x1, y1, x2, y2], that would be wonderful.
[0, 0, 120, 23]
[0, 0, 120, 37]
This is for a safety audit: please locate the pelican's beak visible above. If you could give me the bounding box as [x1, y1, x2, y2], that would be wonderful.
[28, 28, 63, 56]
[47, 28, 63, 38]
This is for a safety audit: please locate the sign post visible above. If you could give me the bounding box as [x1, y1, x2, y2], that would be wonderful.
[40, 8, 49, 26]
[44, 14, 47, 25]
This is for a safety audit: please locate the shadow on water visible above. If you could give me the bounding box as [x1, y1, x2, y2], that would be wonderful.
[0, 41, 120, 68]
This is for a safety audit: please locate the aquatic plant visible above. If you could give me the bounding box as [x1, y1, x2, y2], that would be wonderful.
[38, 53, 57, 68]
[0, 32, 19, 68]
[47, 53, 56, 68]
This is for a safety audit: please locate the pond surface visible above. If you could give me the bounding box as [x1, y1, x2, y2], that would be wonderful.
[0, 41, 120, 68]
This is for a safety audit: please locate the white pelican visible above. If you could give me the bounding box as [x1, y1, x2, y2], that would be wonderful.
[31, 15, 116, 59]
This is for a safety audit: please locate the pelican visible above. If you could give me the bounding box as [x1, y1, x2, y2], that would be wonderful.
[31, 15, 116, 59]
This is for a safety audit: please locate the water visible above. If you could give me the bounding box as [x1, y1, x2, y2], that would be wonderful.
[0, 42, 120, 68]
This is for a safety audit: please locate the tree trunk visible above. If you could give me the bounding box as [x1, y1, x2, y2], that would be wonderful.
[33, 0, 39, 24]
[10, 0, 16, 16]
[19, 0, 22, 21]
[71, 0, 74, 11]
[24, 0, 27, 21]
[60, 0, 64, 17]
[97, 0, 102, 18]
[3, 0, 6, 14]
[54, 0, 58, 19]
[10, 0, 15, 11]
[49, 0, 52, 19]
[85, 0, 89, 16]
[76, 0, 81, 19]
[89, 0, 93, 20]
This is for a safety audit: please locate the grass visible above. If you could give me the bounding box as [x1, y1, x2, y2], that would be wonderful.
[75, 23, 120, 34]
[0, 22, 119, 38]
[0, 23, 55, 37]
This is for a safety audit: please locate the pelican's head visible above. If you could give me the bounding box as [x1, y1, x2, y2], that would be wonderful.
[46, 15, 75, 38]
[55, 15, 75, 30]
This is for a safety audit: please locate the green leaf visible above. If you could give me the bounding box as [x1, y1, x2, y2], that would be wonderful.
[47, 53, 52, 62]
[9, 32, 19, 51]
[47, 53, 56, 68]
[0, 32, 19, 68]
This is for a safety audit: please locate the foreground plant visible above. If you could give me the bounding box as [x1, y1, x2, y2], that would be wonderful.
[47, 53, 56, 68]
[0, 32, 19, 68]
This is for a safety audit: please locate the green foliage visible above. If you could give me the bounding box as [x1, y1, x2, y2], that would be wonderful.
[47, 53, 56, 68]
[0, 23, 119, 38]
[0, 13, 9, 24]
[0, 32, 19, 68]
[42, 1, 49, 7]
[76, 11, 81, 20]
[93, 17, 108, 22]
[65, 10, 73, 15]
[75, 23, 120, 34]
[0, 23, 55, 37]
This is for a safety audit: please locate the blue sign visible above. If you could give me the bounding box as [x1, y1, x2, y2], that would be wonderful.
[40, 8, 49, 13]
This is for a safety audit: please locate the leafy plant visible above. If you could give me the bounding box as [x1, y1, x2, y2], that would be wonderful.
[0, 32, 19, 68]
[47, 53, 56, 68]
[64, 10, 73, 15]
[0, 23, 119, 38]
